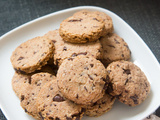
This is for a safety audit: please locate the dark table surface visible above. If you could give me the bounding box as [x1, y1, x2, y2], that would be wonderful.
[0, 0, 160, 119]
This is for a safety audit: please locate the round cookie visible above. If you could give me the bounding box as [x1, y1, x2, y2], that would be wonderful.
[10, 36, 54, 73]
[106, 61, 150, 106]
[74, 10, 114, 36]
[57, 55, 107, 105]
[20, 73, 56, 119]
[100, 33, 131, 66]
[12, 65, 55, 97]
[37, 80, 84, 120]
[12, 72, 31, 97]
[85, 93, 115, 117]
[59, 14, 105, 43]
[44, 30, 103, 66]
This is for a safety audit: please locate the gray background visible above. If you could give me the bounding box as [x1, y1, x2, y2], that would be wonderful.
[0, 0, 160, 119]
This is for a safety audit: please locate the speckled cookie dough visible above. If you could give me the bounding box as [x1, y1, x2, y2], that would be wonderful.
[44, 30, 103, 66]
[106, 61, 150, 106]
[37, 80, 84, 120]
[59, 14, 105, 43]
[57, 55, 107, 105]
[20, 73, 56, 119]
[10, 36, 54, 73]
[74, 10, 114, 36]
[100, 33, 131, 66]
[85, 93, 115, 117]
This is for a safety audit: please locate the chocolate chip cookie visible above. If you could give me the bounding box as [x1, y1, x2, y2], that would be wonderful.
[59, 14, 105, 43]
[74, 10, 114, 36]
[10, 36, 54, 73]
[85, 93, 115, 117]
[100, 33, 131, 66]
[37, 80, 84, 120]
[106, 61, 150, 106]
[44, 30, 103, 66]
[20, 73, 56, 119]
[57, 55, 107, 105]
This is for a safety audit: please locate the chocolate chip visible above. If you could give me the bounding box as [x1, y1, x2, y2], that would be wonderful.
[107, 82, 113, 93]
[114, 38, 120, 44]
[90, 64, 94, 67]
[76, 94, 79, 99]
[88, 74, 93, 80]
[53, 94, 65, 102]
[84, 86, 88, 92]
[33, 51, 37, 54]
[28, 76, 31, 84]
[17, 56, 24, 61]
[66, 117, 72, 120]
[107, 70, 111, 73]
[52, 40, 56, 43]
[48, 117, 54, 120]
[24, 108, 28, 113]
[124, 79, 129, 85]
[77, 52, 87, 56]
[123, 69, 131, 75]
[63, 46, 67, 51]
[93, 18, 100, 22]
[130, 94, 139, 104]
[72, 113, 80, 120]
[121, 54, 124, 57]
[68, 19, 82, 22]
[84, 66, 89, 70]
[108, 45, 115, 48]
[41, 53, 45, 56]
[21, 95, 25, 102]
[14, 68, 26, 74]
[38, 112, 44, 120]
[55, 117, 60, 120]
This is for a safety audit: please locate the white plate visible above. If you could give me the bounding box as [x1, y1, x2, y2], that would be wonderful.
[0, 6, 160, 120]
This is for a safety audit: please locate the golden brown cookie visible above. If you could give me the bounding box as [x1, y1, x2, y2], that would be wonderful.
[37, 80, 84, 120]
[10, 36, 54, 73]
[59, 14, 105, 43]
[57, 55, 107, 105]
[106, 61, 150, 106]
[44, 30, 103, 66]
[20, 73, 56, 119]
[100, 33, 131, 66]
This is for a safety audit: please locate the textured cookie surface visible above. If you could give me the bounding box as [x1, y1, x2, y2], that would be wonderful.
[44, 30, 103, 66]
[74, 10, 114, 36]
[20, 73, 56, 119]
[59, 14, 105, 43]
[85, 93, 115, 117]
[10, 36, 54, 73]
[106, 61, 150, 106]
[12, 65, 55, 97]
[37, 80, 84, 120]
[57, 55, 107, 105]
[100, 33, 131, 66]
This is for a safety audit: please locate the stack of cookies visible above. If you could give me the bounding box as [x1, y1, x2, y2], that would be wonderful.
[10, 10, 151, 120]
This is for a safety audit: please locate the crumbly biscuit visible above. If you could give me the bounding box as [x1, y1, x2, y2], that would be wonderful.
[85, 93, 115, 117]
[20, 73, 56, 119]
[44, 30, 103, 66]
[37, 80, 84, 120]
[106, 61, 150, 106]
[59, 14, 105, 43]
[57, 55, 107, 105]
[10, 36, 54, 73]
[100, 33, 131, 66]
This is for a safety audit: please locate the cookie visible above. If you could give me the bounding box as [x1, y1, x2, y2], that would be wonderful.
[85, 93, 115, 117]
[59, 14, 105, 43]
[20, 73, 56, 119]
[44, 30, 103, 66]
[37, 80, 84, 120]
[57, 55, 107, 105]
[12, 65, 55, 97]
[106, 61, 150, 106]
[74, 10, 114, 36]
[10, 36, 54, 73]
[12, 72, 31, 97]
[100, 33, 131, 66]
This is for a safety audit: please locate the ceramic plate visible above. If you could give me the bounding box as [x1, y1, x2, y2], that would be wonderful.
[0, 6, 160, 120]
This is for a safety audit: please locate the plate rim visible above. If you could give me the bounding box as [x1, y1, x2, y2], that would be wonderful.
[0, 6, 160, 120]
